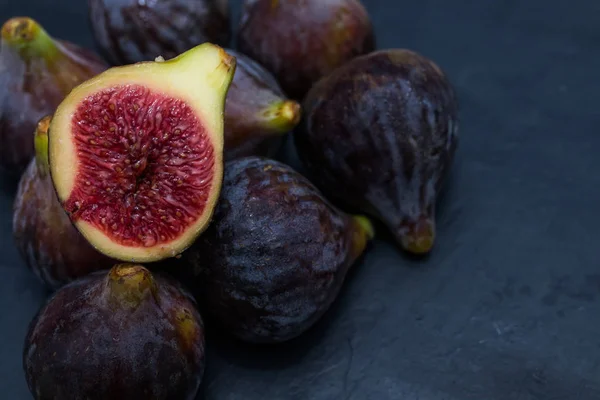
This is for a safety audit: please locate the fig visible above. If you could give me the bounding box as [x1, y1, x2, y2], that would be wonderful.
[0, 17, 108, 177]
[295, 49, 459, 255]
[48, 43, 236, 263]
[23, 264, 206, 400]
[237, 0, 375, 100]
[182, 156, 374, 343]
[88, 0, 231, 65]
[13, 115, 115, 290]
[223, 49, 301, 159]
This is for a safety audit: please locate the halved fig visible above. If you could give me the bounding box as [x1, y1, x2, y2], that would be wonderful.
[48, 43, 236, 263]
[0, 16, 108, 177]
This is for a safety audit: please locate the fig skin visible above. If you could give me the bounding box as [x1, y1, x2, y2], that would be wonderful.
[0, 17, 108, 177]
[23, 264, 206, 400]
[223, 49, 301, 160]
[182, 156, 374, 343]
[237, 0, 375, 100]
[88, 0, 232, 65]
[295, 49, 459, 255]
[13, 116, 115, 290]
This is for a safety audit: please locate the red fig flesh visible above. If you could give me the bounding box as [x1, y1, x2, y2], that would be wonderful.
[0, 17, 107, 177]
[48, 43, 236, 262]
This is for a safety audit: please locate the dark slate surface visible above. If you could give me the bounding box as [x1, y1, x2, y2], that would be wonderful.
[2, 1, 600, 399]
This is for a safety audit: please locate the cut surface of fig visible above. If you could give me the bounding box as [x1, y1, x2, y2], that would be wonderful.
[49, 43, 236, 262]
[0, 16, 107, 177]
[295, 49, 459, 255]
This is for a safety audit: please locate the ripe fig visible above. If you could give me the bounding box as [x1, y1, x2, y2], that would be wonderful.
[182, 156, 374, 343]
[23, 264, 206, 400]
[0, 17, 108, 177]
[13, 115, 115, 290]
[223, 49, 301, 160]
[295, 49, 459, 255]
[88, 0, 231, 65]
[237, 0, 375, 100]
[48, 43, 236, 263]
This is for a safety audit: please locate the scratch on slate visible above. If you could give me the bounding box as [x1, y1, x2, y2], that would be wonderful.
[343, 337, 355, 400]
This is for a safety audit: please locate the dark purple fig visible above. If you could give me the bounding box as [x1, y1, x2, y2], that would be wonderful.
[0, 17, 108, 177]
[223, 49, 301, 160]
[237, 0, 375, 100]
[24, 264, 206, 400]
[295, 49, 459, 255]
[12, 116, 115, 290]
[182, 156, 374, 343]
[88, 0, 231, 65]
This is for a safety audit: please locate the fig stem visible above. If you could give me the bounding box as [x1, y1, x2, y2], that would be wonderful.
[34, 115, 52, 177]
[350, 215, 375, 259]
[106, 264, 158, 309]
[396, 216, 436, 255]
[1, 17, 60, 60]
[261, 100, 302, 134]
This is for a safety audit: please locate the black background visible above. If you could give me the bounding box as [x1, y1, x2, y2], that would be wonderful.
[2, 1, 600, 399]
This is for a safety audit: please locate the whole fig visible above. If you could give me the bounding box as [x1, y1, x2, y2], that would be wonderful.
[24, 264, 206, 400]
[0, 17, 108, 177]
[295, 49, 459, 255]
[12, 116, 115, 290]
[88, 0, 231, 65]
[182, 156, 374, 343]
[237, 0, 375, 100]
[223, 49, 301, 160]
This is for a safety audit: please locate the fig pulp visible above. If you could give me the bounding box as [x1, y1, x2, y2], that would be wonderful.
[48, 43, 236, 263]
[23, 264, 206, 400]
[13, 115, 114, 290]
[182, 157, 374, 343]
[295, 49, 459, 255]
[88, 0, 231, 65]
[237, 0, 375, 100]
[0, 17, 108, 177]
[223, 49, 301, 160]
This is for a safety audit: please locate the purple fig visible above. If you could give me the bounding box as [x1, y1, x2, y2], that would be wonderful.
[23, 264, 206, 400]
[12, 115, 115, 290]
[237, 0, 375, 100]
[295, 49, 459, 255]
[88, 0, 231, 65]
[0, 17, 108, 177]
[223, 49, 301, 160]
[182, 156, 374, 343]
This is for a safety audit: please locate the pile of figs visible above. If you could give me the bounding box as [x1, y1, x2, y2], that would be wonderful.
[1, 0, 459, 398]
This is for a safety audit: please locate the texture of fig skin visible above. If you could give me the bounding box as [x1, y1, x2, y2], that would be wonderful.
[23, 264, 206, 400]
[0, 17, 108, 177]
[12, 116, 115, 290]
[88, 0, 231, 65]
[237, 0, 375, 100]
[181, 156, 375, 343]
[223, 49, 301, 160]
[295, 49, 459, 255]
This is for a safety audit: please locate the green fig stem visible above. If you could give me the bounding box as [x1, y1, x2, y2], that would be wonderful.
[106, 264, 157, 309]
[1, 17, 61, 60]
[34, 115, 52, 177]
[397, 216, 436, 255]
[261, 100, 302, 134]
[350, 215, 375, 259]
